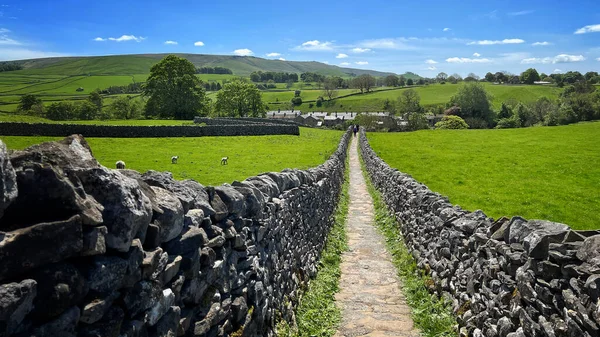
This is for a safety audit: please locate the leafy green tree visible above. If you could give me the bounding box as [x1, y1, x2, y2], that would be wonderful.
[515, 103, 535, 127]
[78, 101, 99, 120]
[109, 96, 143, 119]
[351, 74, 376, 93]
[144, 55, 210, 119]
[18, 94, 42, 112]
[436, 72, 448, 82]
[46, 102, 77, 120]
[322, 77, 339, 100]
[398, 76, 406, 87]
[406, 78, 414, 86]
[498, 102, 513, 119]
[585, 71, 599, 81]
[449, 82, 494, 127]
[484, 72, 495, 82]
[291, 97, 303, 105]
[520, 68, 541, 84]
[494, 72, 507, 83]
[384, 75, 399, 87]
[435, 115, 469, 129]
[215, 80, 266, 117]
[407, 113, 429, 131]
[87, 89, 103, 113]
[396, 89, 422, 115]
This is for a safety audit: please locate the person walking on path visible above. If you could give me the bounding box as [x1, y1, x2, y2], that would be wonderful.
[352, 124, 358, 137]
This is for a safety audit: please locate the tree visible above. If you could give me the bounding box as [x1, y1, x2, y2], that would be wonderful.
[520, 68, 541, 84]
[406, 78, 414, 86]
[17, 94, 43, 113]
[144, 55, 210, 119]
[467, 73, 480, 81]
[87, 90, 103, 114]
[286, 80, 294, 89]
[351, 74, 376, 93]
[448, 76, 458, 84]
[484, 72, 495, 82]
[46, 102, 77, 120]
[109, 96, 142, 119]
[396, 89, 422, 115]
[585, 71, 599, 81]
[384, 75, 399, 87]
[398, 76, 406, 87]
[494, 72, 507, 83]
[323, 77, 339, 100]
[435, 115, 469, 129]
[215, 80, 266, 117]
[78, 101, 99, 120]
[449, 82, 494, 126]
[498, 102, 513, 119]
[451, 73, 463, 82]
[407, 113, 429, 131]
[436, 72, 448, 82]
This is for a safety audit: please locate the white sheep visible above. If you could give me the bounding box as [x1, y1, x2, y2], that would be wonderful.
[171, 156, 179, 164]
[116, 160, 126, 169]
[221, 156, 228, 165]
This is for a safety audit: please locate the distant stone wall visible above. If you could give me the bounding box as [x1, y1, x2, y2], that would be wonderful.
[193, 117, 299, 126]
[0, 122, 300, 137]
[0, 130, 350, 337]
[359, 129, 600, 337]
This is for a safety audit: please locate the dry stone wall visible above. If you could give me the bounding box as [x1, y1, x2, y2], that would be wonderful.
[359, 129, 600, 337]
[0, 122, 299, 138]
[0, 130, 350, 337]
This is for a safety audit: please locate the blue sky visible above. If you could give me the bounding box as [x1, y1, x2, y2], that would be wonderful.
[1, 0, 599, 77]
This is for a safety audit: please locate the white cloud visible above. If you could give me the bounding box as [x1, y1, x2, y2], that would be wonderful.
[0, 48, 68, 61]
[597, 57, 600, 61]
[336, 53, 348, 59]
[425, 59, 438, 64]
[473, 52, 481, 57]
[164, 40, 178, 45]
[93, 37, 106, 42]
[521, 54, 585, 64]
[295, 40, 333, 51]
[352, 47, 371, 53]
[358, 38, 415, 50]
[340, 62, 351, 66]
[574, 24, 600, 34]
[443, 28, 451, 32]
[0, 28, 19, 45]
[266, 52, 281, 57]
[104, 35, 145, 42]
[323, 61, 329, 64]
[467, 38, 525, 45]
[553, 69, 562, 73]
[194, 41, 204, 47]
[233, 48, 253, 56]
[554, 54, 585, 63]
[446, 57, 492, 63]
[508, 10, 535, 16]
[532, 41, 551, 46]
[278, 57, 286, 61]
[0, 28, 10, 34]
[355, 61, 368, 65]
[428, 66, 437, 70]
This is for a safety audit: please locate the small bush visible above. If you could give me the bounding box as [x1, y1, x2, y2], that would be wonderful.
[463, 117, 489, 129]
[496, 117, 519, 129]
[291, 97, 303, 106]
[435, 115, 469, 129]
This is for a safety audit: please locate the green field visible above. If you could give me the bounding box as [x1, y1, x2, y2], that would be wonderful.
[367, 122, 600, 230]
[292, 83, 563, 112]
[2, 128, 343, 186]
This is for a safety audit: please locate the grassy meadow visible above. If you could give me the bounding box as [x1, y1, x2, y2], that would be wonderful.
[367, 122, 600, 230]
[2, 127, 343, 186]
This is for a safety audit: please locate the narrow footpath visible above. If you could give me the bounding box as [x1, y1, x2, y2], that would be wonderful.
[335, 136, 419, 337]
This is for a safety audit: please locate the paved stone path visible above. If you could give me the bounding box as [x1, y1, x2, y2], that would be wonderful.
[335, 136, 419, 337]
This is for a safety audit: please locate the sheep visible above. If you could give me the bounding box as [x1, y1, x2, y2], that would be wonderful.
[221, 156, 228, 165]
[171, 156, 179, 164]
[116, 160, 126, 169]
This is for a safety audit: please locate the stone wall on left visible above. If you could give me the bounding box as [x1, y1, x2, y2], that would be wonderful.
[0, 130, 350, 337]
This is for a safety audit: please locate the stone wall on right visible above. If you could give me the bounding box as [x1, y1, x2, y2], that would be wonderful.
[359, 129, 600, 337]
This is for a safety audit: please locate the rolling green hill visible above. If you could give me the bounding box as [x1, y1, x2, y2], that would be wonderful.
[6, 54, 408, 78]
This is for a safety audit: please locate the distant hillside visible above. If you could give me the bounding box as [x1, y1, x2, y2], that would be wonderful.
[8, 54, 419, 78]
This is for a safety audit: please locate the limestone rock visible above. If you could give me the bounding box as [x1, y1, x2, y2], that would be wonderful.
[0, 140, 17, 220]
[0, 215, 82, 281]
[78, 167, 152, 252]
[0, 279, 37, 336]
[151, 186, 184, 244]
[145, 289, 175, 326]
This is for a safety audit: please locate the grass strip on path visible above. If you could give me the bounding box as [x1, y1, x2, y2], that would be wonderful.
[359, 154, 457, 337]
[277, 152, 350, 337]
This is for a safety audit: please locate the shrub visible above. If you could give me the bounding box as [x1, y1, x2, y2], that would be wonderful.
[435, 115, 469, 129]
[316, 96, 324, 107]
[463, 117, 489, 129]
[291, 97, 303, 106]
[78, 101, 99, 120]
[46, 102, 77, 120]
[496, 117, 520, 129]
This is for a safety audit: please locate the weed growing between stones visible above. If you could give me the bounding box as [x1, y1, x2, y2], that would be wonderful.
[359, 154, 457, 337]
[276, 152, 350, 337]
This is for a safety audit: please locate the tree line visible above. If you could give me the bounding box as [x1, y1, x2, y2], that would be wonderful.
[0, 62, 24, 72]
[250, 71, 300, 83]
[195, 66, 233, 74]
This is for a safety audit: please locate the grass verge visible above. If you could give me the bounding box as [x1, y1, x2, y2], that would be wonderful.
[359, 152, 457, 337]
[276, 150, 350, 337]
